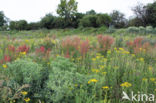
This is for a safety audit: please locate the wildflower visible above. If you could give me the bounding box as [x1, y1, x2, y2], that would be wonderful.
[21, 91, 28, 95]
[131, 54, 135, 57]
[88, 79, 98, 84]
[3, 64, 7, 68]
[148, 66, 153, 71]
[25, 40, 29, 43]
[99, 65, 105, 69]
[139, 58, 144, 62]
[119, 48, 124, 51]
[107, 50, 111, 54]
[91, 69, 99, 73]
[102, 86, 109, 89]
[20, 52, 26, 55]
[96, 56, 100, 59]
[114, 47, 117, 51]
[102, 72, 107, 75]
[142, 78, 148, 81]
[120, 82, 132, 87]
[150, 78, 156, 82]
[74, 84, 78, 87]
[92, 58, 96, 61]
[51, 40, 56, 44]
[24, 98, 30, 102]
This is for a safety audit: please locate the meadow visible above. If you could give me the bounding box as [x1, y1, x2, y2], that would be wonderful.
[0, 28, 156, 103]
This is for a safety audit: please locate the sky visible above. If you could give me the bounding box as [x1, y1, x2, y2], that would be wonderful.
[0, 0, 154, 23]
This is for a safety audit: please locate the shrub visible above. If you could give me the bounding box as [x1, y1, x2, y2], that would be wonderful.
[96, 14, 112, 27]
[4, 58, 43, 90]
[61, 36, 90, 58]
[127, 26, 139, 33]
[146, 26, 153, 34]
[46, 57, 86, 102]
[139, 26, 146, 34]
[79, 15, 98, 27]
[97, 35, 114, 54]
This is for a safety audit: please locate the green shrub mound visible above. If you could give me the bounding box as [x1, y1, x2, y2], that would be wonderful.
[46, 57, 86, 102]
[5, 59, 42, 84]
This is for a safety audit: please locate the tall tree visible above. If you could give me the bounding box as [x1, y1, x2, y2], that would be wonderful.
[110, 10, 127, 28]
[57, 0, 78, 27]
[0, 11, 7, 27]
[146, 1, 156, 27]
[131, 3, 147, 26]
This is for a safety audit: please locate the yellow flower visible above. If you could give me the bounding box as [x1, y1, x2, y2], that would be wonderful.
[102, 72, 107, 75]
[120, 82, 132, 87]
[92, 58, 96, 61]
[139, 58, 144, 62]
[119, 48, 124, 51]
[24, 98, 30, 102]
[21, 91, 28, 95]
[20, 52, 26, 55]
[114, 47, 117, 51]
[3, 64, 7, 68]
[88, 79, 98, 84]
[150, 78, 156, 82]
[131, 54, 135, 57]
[148, 66, 153, 71]
[142, 78, 148, 81]
[96, 56, 100, 59]
[51, 40, 56, 44]
[25, 40, 29, 43]
[91, 69, 99, 73]
[102, 86, 109, 89]
[107, 50, 111, 54]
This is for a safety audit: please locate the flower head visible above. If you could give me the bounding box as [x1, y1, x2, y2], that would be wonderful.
[88, 79, 98, 84]
[21, 91, 28, 95]
[24, 98, 30, 102]
[3, 64, 7, 68]
[120, 82, 132, 88]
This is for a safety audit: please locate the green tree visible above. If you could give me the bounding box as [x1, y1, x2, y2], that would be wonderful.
[96, 14, 112, 27]
[57, 0, 78, 27]
[40, 14, 56, 29]
[146, 1, 156, 27]
[9, 20, 28, 30]
[0, 11, 6, 27]
[86, 10, 96, 15]
[110, 10, 127, 28]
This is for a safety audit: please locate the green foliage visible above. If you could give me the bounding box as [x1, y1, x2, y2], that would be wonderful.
[40, 14, 56, 29]
[0, 11, 6, 27]
[46, 56, 86, 102]
[4, 59, 42, 84]
[79, 15, 98, 27]
[146, 1, 156, 27]
[96, 14, 112, 27]
[127, 26, 139, 33]
[10, 20, 28, 30]
[110, 10, 127, 28]
[86, 10, 96, 15]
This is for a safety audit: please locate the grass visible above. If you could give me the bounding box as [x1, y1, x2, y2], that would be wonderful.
[0, 28, 156, 103]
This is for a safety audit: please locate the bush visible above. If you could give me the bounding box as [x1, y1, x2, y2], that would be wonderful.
[96, 14, 112, 27]
[4, 58, 42, 86]
[79, 15, 98, 27]
[146, 26, 153, 34]
[127, 26, 139, 33]
[139, 26, 146, 34]
[46, 57, 86, 102]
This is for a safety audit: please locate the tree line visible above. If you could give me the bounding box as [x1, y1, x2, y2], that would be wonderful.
[0, 0, 156, 31]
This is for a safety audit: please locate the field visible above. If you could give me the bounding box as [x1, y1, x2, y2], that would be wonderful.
[0, 28, 156, 103]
